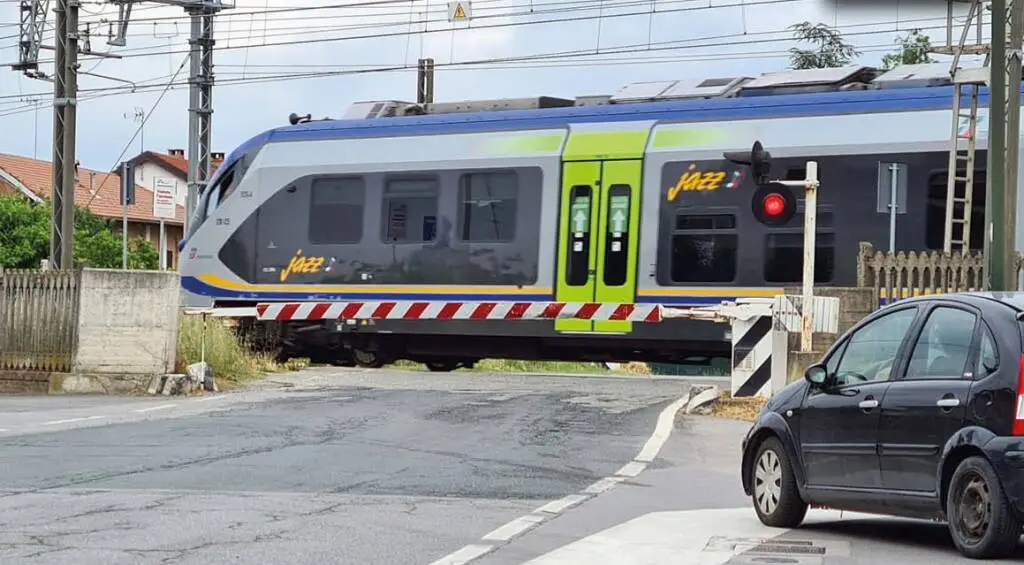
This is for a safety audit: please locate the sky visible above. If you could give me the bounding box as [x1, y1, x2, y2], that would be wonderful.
[0, 0, 986, 172]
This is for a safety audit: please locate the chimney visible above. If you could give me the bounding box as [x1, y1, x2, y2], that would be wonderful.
[168, 148, 185, 157]
[211, 152, 225, 161]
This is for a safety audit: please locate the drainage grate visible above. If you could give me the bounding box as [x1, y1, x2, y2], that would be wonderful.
[749, 544, 827, 555]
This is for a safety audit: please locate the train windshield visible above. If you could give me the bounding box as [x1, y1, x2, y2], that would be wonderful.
[185, 162, 239, 240]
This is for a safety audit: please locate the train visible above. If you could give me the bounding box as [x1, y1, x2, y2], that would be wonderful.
[177, 62, 1017, 370]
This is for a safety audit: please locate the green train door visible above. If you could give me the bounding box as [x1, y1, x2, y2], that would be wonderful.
[555, 159, 643, 333]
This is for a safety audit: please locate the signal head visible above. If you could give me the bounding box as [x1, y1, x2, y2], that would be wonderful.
[723, 140, 772, 184]
[752, 182, 796, 226]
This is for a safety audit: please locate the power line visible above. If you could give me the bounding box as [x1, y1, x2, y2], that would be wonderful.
[0, 0, 823, 63]
[81, 53, 189, 211]
[0, 37, 918, 119]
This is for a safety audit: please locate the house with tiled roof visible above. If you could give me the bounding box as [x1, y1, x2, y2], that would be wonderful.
[0, 153, 186, 268]
[126, 148, 225, 208]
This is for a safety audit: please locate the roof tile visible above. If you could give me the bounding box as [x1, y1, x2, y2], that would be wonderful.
[0, 153, 185, 225]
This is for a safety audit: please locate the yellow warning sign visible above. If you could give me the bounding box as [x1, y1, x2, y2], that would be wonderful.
[447, 0, 471, 21]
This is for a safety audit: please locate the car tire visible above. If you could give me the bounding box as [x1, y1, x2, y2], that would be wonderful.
[946, 456, 1022, 559]
[751, 437, 808, 528]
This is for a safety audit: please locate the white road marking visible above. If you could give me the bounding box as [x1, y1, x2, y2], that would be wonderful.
[427, 544, 495, 565]
[614, 461, 647, 477]
[534, 494, 589, 515]
[134, 404, 177, 413]
[481, 514, 546, 542]
[0, 428, 9, 432]
[41, 415, 106, 426]
[583, 476, 625, 495]
[429, 394, 690, 565]
[195, 395, 228, 402]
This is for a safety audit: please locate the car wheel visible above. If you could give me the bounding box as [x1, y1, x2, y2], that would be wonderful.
[751, 437, 808, 528]
[946, 456, 1022, 559]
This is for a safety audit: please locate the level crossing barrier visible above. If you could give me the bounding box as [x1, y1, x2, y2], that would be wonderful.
[199, 295, 841, 398]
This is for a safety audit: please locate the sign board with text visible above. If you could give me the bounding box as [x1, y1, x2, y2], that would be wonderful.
[153, 177, 176, 220]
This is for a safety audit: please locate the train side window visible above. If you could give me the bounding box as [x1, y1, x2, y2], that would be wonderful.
[603, 184, 631, 286]
[669, 213, 737, 283]
[763, 211, 835, 283]
[382, 176, 439, 243]
[309, 176, 365, 245]
[457, 171, 518, 242]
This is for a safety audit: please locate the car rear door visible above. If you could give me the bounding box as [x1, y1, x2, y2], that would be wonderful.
[876, 302, 981, 493]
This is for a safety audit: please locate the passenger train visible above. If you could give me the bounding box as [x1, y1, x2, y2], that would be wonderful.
[178, 63, 1020, 370]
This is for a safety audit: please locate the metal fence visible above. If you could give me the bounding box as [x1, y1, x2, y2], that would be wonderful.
[0, 268, 81, 372]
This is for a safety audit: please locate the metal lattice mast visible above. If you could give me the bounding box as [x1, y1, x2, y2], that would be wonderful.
[185, 6, 217, 233]
[12, 0, 51, 77]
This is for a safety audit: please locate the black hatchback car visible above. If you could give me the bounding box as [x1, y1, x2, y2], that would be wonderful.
[740, 292, 1024, 559]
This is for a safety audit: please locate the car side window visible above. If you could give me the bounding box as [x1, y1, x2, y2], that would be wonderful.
[905, 306, 977, 380]
[974, 324, 999, 379]
[832, 307, 918, 387]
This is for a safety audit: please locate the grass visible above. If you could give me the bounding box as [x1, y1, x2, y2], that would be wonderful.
[710, 391, 768, 422]
[384, 359, 655, 374]
[176, 315, 307, 390]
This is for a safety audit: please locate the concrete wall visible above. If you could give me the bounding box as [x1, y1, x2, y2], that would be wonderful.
[59, 268, 180, 394]
[783, 287, 876, 384]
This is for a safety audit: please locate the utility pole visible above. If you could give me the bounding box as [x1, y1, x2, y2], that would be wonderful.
[936, 0, 1023, 290]
[185, 5, 218, 233]
[417, 57, 435, 104]
[49, 0, 79, 270]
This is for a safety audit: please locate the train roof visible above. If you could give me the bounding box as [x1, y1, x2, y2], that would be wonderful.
[218, 62, 1007, 170]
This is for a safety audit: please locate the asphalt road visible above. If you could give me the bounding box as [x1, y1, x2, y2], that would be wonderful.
[0, 368, 701, 565]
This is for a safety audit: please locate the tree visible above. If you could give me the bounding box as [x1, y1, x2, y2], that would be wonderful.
[0, 194, 161, 270]
[880, 29, 934, 70]
[788, 21, 860, 70]
[0, 193, 50, 268]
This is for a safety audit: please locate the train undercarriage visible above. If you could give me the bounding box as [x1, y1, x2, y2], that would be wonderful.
[232, 317, 730, 373]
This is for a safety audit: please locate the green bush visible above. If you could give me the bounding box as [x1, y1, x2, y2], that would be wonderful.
[176, 315, 262, 387]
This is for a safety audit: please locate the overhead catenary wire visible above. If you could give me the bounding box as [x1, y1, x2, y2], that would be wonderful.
[2, 0, 951, 65]
[79, 53, 189, 211]
[0, 37, 930, 119]
[0, 10, 979, 113]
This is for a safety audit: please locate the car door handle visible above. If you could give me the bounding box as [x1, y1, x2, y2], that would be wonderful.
[858, 400, 879, 410]
[937, 398, 961, 408]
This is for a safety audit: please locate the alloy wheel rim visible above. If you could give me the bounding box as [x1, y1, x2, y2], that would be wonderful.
[754, 449, 783, 515]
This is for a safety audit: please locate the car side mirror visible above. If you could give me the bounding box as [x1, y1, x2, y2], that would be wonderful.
[804, 364, 828, 387]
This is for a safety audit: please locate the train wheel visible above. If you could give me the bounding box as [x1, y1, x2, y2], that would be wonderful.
[425, 361, 460, 372]
[352, 349, 385, 369]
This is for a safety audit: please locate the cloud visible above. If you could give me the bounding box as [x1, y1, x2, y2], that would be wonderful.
[0, 0, 961, 170]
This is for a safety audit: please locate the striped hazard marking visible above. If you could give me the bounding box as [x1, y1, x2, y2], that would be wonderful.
[255, 301, 664, 323]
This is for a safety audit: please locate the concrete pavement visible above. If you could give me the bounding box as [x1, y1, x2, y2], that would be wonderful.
[2, 367, 1004, 564]
[0, 368, 695, 564]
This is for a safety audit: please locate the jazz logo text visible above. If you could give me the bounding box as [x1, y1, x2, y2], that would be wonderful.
[280, 250, 326, 282]
[666, 165, 744, 201]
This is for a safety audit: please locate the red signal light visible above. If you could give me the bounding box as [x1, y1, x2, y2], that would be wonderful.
[763, 193, 786, 216]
